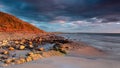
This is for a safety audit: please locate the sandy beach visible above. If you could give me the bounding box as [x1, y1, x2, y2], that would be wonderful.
[4, 56, 120, 68]
[0, 32, 119, 68]
[0, 33, 119, 68]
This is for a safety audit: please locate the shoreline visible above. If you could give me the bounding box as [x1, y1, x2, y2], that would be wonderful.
[0, 32, 116, 68]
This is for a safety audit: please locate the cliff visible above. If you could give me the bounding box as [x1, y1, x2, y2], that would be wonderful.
[0, 12, 45, 33]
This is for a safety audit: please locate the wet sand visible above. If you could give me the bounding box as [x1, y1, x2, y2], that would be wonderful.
[4, 56, 120, 68]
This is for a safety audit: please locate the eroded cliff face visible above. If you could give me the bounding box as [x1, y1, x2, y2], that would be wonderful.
[0, 12, 45, 33]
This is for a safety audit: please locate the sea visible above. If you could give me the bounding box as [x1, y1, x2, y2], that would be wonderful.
[58, 33, 120, 60]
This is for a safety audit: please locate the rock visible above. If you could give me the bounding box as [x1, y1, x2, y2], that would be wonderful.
[19, 45, 25, 50]
[27, 52, 42, 60]
[2, 40, 8, 43]
[8, 47, 14, 51]
[19, 58, 26, 63]
[1, 56, 8, 60]
[1, 43, 7, 46]
[29, 41, 33, 45]
[31, 54, 39, 60]
[15, 41, 19, 44]
[38, 47, 44, 51]
[61, 45, 71, 50]
[4, 59, 12, 64]
[36, 54, 43, 59]
[15, 57, 25, 64]
[2, 51, 9, 55]
[2, 40, 8, 46]
[29, 44, 34, 48]
[11, 58, 16, 62]
[25, 56, 32, 62]
[20, 39, 26, 44]
[32, 56, 38, 60]
[27, 52, 34, 56]
[15, 60, 22, 64]
[39, 38, 42, 44]
[59, 48, 68, 54]
[53, 43, 62, 50]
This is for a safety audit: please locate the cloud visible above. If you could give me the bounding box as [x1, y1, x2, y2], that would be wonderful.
[0, 0, 120, 32]
[26, 18, 120, 33]
[0, 0, 120, 23]
[0, 5, 4, 8]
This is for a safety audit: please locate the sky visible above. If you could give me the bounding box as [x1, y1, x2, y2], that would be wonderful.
[0, 0, 120, 33]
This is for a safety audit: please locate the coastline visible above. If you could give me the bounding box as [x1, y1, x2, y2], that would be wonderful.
[0, 32, 107, 67]
[0, 32, 119, 68]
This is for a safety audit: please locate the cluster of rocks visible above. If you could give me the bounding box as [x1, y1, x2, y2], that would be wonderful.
[3, 52, 43, 65]
[0, 34, 71, 67]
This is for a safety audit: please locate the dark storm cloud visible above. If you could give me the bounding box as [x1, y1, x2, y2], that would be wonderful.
[0, 0, 120, 21]
[23, 0, 120, 15]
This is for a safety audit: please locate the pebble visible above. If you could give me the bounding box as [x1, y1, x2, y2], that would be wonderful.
[19, 45, 25, 50]
[15, 60, 22, 64]
[29, 44, 34, 48]
[39, 38, 42, 43]
[15, 41, 19, 44]
[4, 59, 12, 64]
[20, 39, 26, 44]
[59, 48, 68, 54]
[19, 58, 26, 63]
[38, 47, 44, 51]
[37, 54, 43, 58]
[8, 47, 14, 51]
[29, 41, 33, 45]
[2, 40, 8, 46]
[28, 52, 34, 56]
[61, 45, 71, 50]
[3, 50, 9, 55]
[25, 56, 32, 62]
